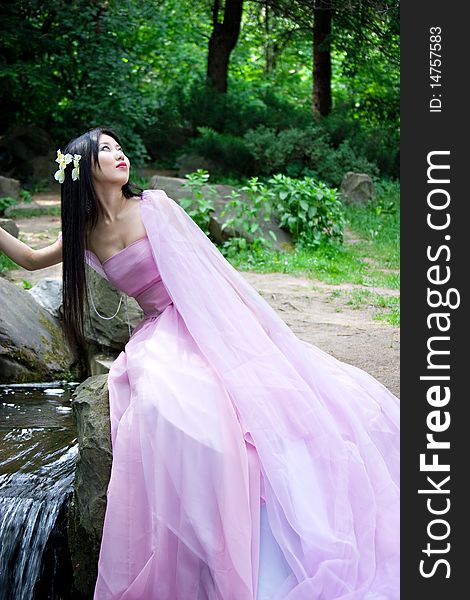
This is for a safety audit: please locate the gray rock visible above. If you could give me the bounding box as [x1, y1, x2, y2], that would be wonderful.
[0, 277, 79, 383]
[340, 172, 376, 205]
[27, 278, 63, 318]
[0, 176, 20, 201]
[148, 175, 292, 250]
[0, 218, 19, 238]
[67, 375, 112, 596]
[89, 353, 116, 375]
[85, 268, 144, 352]
[4, 201, 43, 218]
[175, 153, 219, 178]
[148, 174, 190, 201]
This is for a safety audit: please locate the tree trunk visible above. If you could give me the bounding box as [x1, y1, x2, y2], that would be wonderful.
[313, 5, 332, 116]
[207, 0, 244, 93]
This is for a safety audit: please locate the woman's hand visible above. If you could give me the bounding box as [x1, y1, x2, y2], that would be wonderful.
[0, 226, 62, 271]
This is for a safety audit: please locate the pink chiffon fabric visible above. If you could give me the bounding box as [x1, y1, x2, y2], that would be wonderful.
[79, 189, 399, 600]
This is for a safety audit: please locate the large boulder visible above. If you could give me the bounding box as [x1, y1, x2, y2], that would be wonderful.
[0, 218, 19, 238]
[340, 172, 376, 205]
[26, 271, 144, 352]
[0, 277, 79, 383]
[27, 278, 63, 319]
[148, 175, 292, 250]
[175, 153, 219, 178]
[67, 375, 111, 597]
[0, 176, 20, 201]
[4, 201, 44, 218]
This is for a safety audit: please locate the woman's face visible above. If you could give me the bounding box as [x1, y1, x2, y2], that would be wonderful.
[92, 133, 130, 186]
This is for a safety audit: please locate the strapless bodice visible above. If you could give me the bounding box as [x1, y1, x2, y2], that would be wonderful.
[99, 236, 173, 318]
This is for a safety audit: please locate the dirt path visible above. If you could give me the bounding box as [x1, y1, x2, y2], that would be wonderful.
[242, 272, 399, 397]
[4, 193, 400, 397]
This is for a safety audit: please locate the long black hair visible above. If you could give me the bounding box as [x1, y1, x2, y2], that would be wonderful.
[59, 126, 142, 373]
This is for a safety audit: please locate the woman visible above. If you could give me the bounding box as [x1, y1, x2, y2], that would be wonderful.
[0, 127, 399, 600]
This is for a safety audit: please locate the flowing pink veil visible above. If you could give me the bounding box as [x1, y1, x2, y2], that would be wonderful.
[81, 188, 399, 599]
[136, 189, 399, 599]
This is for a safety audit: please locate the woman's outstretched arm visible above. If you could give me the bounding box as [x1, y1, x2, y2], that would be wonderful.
[0, 226, 62, 271]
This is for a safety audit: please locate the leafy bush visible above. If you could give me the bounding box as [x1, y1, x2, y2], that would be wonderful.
[178, 170, 218, 236]
[267, 174, 345, 248]
[219, 177, 278, 254]
[0, 196, 17, 216]
[244, 125, 378, 186]
[182, 127, 255, 176]
[323, 107, 399, 179]
[178, 171, 344, 252]
[19, 189, 33, 203]
[0, 253, 17, 273]
[315, 139, 379, 185]
[178, 79, 311, 137]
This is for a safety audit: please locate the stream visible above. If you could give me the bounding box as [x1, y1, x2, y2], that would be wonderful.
[0, 381, 79, 600]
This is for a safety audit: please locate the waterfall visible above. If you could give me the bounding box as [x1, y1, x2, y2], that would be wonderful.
[0, 383, 79, 600]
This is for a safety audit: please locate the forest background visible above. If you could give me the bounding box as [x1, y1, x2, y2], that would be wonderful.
[0, 0, 400, 323]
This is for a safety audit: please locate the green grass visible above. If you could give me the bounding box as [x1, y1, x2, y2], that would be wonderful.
[343, 179, 400, 270]
[222, 178, 400, 324]
[341, 289, 400, 326]
[224, 231, 399, 290]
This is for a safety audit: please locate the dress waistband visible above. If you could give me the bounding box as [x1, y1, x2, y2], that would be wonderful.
[135, 283, 173, 318]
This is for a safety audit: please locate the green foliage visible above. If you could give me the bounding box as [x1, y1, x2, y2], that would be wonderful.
[219, 177, 278, 256]
[322, 107, 400, 179]
[244, 125, 379, 185]
[179, 79, 311, 136]
[374, 295, 400, 326]
[179, 170, 218, 236]
[0, 254, 17, 273]
[267, 174, 345, 248]
[184, 128, 255, 176]
[0, 197, 18, 216]
[220, 176, 400, 324]
[0, 0, 161, 160]
[20, 189, 33, 204]
[344, 179, 400, 268]
[22, 279, 33, 290]
[0, 0, 399, 180]
[179, 172, 344, 254]
[332, 2, 399, 128]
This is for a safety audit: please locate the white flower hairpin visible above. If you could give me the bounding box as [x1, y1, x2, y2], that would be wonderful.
[54, 150, 81, 183]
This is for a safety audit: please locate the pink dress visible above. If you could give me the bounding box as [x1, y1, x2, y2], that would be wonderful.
[81, 190, 399, 600]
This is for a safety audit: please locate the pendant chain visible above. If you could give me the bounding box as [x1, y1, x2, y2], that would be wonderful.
[86, 277, 132, 337]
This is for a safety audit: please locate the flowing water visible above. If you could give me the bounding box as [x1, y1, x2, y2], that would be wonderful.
[0, 382, 79, 600]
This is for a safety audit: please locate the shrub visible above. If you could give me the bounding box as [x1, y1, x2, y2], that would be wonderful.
[244, 125, 378, 186]
[220, 177, 278, 252]
[178, 171, 344, 251]
[323, 107, 399, 179]
[178, 79, 311, 137]
[0, 196, 18, 216]
[178, 169, 218, 236]
[182, 127, 255, 176]
[221, 174, 345, 250]
[267, 174, 345, 248]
